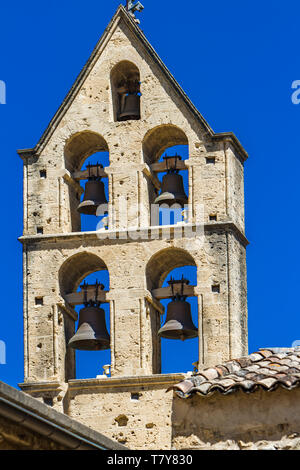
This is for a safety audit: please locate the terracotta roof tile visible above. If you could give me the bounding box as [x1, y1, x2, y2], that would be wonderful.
[215, 365, 229, 376]
[257, 377, 278, 388]
[201, 368, 219, 381]
[218, 378, 237, 387]
[224, 361, 242, 374]
[234, 369, 249, 377]
[257, 368, 277, 375]
[244, 364, 261, 372]
[192, 375, 207, 386]
[280, 358, 293, 366]
[259, 349, 274, 358]
[277, 377, 297, 387]
[173, 347, 300, 398]
[234, 357, 252, 368]
[228, 375, 245, 382]
[289, 355, 300, 362]
[257, 360, 273, 367]
[245, 372, 259, 380]
[196, 382, 212, 394]
[238, 380, 256, 390]
[288, 368, 300, 375]
[249, 353, 264, 362]
[289, 362, 300, 369]
[269, 365, 290, 372]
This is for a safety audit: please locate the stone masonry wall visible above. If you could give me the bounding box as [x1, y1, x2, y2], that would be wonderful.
[172, 387, 300, 450]
[66, 375, 184, 450]
[22, 22, 245, 237]
[19, 8, 248, 448]
[21, 230, 246, 382]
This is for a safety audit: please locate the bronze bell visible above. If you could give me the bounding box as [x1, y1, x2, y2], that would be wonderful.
[68, 305, 110, 351]
[158, 277, 198, 341]
[158, 299, 198, 341]
[155, 171, 188, 207]
[78, 164, 107, 216]
[118, 93, 141, 121]
[78, 180, 107, 215]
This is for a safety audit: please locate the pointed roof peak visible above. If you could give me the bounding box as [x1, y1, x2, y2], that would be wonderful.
[17, 4, 248, 162]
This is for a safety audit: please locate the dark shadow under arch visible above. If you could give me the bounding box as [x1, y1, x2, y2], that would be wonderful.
[59, 252, 108, 295]
[146, 247, 196, 291]
[110, 60, 141, 122]
[64, 131, 109, 172]
[143, 125, 188, 164]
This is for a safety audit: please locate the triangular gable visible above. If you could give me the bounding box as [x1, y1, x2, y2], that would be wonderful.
[17, 5, 247, 161]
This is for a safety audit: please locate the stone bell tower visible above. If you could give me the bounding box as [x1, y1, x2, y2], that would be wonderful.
[17, 4, 248, 449]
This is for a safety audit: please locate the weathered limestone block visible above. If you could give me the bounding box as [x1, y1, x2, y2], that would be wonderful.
[67, 375, 184, 450]
[172, 388, 300, 450]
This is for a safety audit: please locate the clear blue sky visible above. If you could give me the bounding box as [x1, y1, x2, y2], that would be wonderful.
[1, 0, 300, 386]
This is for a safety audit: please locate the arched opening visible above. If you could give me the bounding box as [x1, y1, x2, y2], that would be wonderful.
[64, 131, 109, 173]
[146, 248, 198, 374]
[142, 126, 189, 227]
[110, 61, 141, 122]
[59, 253, 111, 380]
[143, 125, 188, 165]
[64, 132, 110, 232]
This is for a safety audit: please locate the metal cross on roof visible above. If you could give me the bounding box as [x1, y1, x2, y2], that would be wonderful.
[126, 0, 144, 18]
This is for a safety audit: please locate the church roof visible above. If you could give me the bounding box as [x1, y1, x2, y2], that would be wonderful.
[0, 381, 126, 450]
[17, 5, 248, 162]
[172, 347, 300, 398]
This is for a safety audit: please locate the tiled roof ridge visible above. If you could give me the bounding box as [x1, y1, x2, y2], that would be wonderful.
[195, 348, 300, 380]
[172, 347, 300, 398]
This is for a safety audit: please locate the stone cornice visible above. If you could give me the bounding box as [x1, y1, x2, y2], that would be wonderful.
[18, 222, 249, 248]
[68, 373, 186, 392]
[18, 381, 62, 394]
[212, 132, 248, 162]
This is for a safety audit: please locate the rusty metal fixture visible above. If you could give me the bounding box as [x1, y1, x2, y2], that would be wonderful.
[154, 155, 188, 207]
[77, 164, 107, 215]
[126, 0, 144, 14]
[158, 277, 198, 341]
[118, 93, 141, 121]
[125, 0, 144, 22]
[68, 281, 110, 351]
